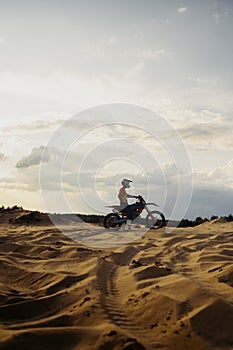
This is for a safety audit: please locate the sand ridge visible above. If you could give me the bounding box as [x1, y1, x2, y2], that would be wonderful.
[0, 211, 233, 350]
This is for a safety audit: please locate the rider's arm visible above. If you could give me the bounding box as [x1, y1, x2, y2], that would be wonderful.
[126, 193, 137, 198]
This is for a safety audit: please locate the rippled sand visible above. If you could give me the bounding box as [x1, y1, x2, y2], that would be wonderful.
[0, 210, 233, 350]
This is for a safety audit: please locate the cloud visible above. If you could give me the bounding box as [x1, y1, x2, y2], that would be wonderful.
[178, 7, 188, 13]
[2, 119, 63, 133]
[16, 146, 50, 168]
[177, 122, 233, 151]
[0, 145, 63, 192]
[0, 69, 146, 109]
[0, 165, 42, 192]
[1, 141, 233, 218]
[156, 107, 233, 151]
[194, 160, 233, 189]
[1, 103, 232, 218]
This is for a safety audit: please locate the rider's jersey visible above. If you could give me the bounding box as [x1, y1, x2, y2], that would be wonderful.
[118, 187, 128, 209]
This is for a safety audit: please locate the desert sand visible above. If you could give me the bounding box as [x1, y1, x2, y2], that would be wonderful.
[0, 209, 233, 350]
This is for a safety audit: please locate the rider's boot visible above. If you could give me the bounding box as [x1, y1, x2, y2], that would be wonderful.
[125, 219, 132, 231]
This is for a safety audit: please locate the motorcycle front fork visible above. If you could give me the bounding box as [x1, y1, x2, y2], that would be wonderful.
[145, 205, 155, 220]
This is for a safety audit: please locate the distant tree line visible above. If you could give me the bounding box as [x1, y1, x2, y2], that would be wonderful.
[178, 214, 233, 227]
[0, 205, 24, 211]
[1, 205, 233, 227]
[77, 214, 105, 224]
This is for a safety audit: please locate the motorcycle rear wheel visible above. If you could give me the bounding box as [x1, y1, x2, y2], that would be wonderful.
[104, 213, 122, 230]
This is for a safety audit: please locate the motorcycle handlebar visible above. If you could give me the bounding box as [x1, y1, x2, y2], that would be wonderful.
[133, 195, 143, 200]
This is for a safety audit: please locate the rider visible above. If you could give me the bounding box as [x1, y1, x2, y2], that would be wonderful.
[118, 179, 144, 231]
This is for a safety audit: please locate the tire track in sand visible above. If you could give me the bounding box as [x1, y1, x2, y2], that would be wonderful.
[96, 245, 163, 350]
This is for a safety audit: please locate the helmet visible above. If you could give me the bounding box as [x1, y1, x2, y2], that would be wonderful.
[121, 178, 132, 188]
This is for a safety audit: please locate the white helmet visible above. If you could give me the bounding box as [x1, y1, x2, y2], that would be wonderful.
[121, 178, 132, 188]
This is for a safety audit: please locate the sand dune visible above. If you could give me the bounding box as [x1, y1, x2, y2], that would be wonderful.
[0, 210, 233, 349]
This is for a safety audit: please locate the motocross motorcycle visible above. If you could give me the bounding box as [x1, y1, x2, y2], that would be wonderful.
[104, 195, 165, 230]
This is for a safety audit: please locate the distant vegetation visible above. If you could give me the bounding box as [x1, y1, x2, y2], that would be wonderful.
[178, 214, 233, 227]
[0, 205, 233, 227]
[0, 205, 24, 211]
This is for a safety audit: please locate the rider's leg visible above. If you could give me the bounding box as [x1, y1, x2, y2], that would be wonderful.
[121, 203, 144, 230]
[124, 203, 143, 231]
[125, 219, 132, 231]
[122, 206, 133, 231]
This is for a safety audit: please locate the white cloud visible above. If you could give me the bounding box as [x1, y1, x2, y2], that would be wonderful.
[16, 146, 50, 168]
[0, 166, 40, 192]
[0, 69, 144, 109]
[151, 106, 233, 151]
[178, 7, 188, 13]
[177, 116, 233, 151]
[194, 160, 233, 189]
[2, 118, 64, 134]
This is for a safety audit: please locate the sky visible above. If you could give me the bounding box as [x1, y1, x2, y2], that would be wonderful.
[0, 0, 232, 219]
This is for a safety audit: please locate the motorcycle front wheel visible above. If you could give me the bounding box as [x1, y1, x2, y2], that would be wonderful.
[104, 213, 122, 230]
[146, 211, 165, 229]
